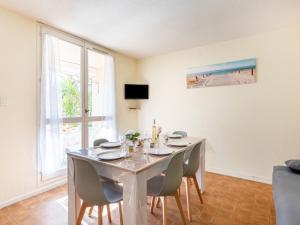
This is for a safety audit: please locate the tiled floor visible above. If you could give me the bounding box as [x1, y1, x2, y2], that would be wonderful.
[0, 172, 275, 225]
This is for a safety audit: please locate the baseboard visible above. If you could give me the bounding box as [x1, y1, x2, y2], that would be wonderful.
[0, 179, 67, 209]
[206, 167, 272, 184]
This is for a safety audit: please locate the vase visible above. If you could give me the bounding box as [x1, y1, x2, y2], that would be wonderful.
[127, 141, 134, 153]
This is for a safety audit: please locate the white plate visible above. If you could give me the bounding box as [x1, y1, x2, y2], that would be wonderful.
[100, 142, 121, 148]
[148, 149, 174, 156]
[167, 141, 189, 147]
[167, 134, 182, 139]
[97, 151, 126, 161]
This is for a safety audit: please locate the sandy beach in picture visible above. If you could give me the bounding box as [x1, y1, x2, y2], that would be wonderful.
[186, 58, 256, 88]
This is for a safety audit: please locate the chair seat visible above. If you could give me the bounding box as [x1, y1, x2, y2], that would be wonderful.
[147, 176, 164, 196]
[103, 182, 123, 204]
[99, 175, 117, 183]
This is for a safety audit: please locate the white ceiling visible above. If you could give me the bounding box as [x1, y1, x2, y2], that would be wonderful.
[1, 0, 300, 58]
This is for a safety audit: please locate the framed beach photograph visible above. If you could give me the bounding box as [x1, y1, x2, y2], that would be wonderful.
[186, 58, 256, 88]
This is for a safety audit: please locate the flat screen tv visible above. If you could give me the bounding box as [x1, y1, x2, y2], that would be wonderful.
[124, 84, 149, 99]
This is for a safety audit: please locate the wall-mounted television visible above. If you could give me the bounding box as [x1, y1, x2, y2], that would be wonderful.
[124, 84, 149, 99]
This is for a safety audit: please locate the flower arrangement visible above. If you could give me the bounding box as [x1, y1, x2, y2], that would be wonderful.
[125, 130, 140, 142]
[124, 130, 141, 152]
[157, 126, 162, 137]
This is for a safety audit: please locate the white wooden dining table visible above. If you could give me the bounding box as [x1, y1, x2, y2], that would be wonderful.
[67, 137, 206, 225]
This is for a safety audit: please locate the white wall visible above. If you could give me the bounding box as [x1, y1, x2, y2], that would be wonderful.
[0, 6, 38, 206]
[137, 25, 300, 183]
[1, 3, 300, 208]
[0, 6, 137, 206]
[115, 53, 138, 133]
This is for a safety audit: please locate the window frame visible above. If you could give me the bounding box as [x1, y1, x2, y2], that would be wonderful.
[37, 24, 114, 185]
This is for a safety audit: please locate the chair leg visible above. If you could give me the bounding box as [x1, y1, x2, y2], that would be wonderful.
[147, 197, 151, 205]
[106, 204, 112, 223]
[118, 202, 123, 225]
[150, 197, 156, 214]
[192, 175, 204, 204]
[88, 206, 94, 217]
[98, 206, 103, 225]
[161, 196, 168, 225]
[76, 202, 88, 225]
[184, 177, 192, 221]
[174, 192, 187, 225]
[156, 197, 161, 208]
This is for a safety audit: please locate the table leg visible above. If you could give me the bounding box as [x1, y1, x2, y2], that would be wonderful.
[196, 139, 206, 193]
[68, 156, 80, 225]
[121, 172, 148, 225]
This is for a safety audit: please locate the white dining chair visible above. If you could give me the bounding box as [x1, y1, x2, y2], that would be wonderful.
[172, 131, 187, 137]
[147, 151, 187, 225]
[182, 142, 204, 221]
[89, 138, 111, 219]
[73, 157, 123, 225]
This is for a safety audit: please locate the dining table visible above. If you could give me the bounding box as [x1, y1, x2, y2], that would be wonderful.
[67, 137, 206, 225]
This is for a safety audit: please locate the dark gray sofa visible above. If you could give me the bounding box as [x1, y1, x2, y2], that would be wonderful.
[272, 166, 300, 225]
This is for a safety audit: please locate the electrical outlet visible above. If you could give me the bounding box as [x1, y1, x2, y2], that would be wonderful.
[0, 96, 8, 107]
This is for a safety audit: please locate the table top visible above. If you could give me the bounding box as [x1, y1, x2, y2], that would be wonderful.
[67, 137, 204, 174]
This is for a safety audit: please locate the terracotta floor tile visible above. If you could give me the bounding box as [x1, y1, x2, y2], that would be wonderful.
[212, 215, 234, 225]
[0, 214, 11, 225]
[0, 172, 275, 225]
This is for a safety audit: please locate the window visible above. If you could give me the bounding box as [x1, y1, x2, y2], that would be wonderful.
[38, 26, 116, 181]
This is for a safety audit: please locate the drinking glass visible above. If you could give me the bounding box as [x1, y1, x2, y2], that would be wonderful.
[118, 135, 125, 144]
[144, 138, 151, 154]
[143, 132, 151, 154]
[119, 135, 128, 156]
[163, 132, 169, 144]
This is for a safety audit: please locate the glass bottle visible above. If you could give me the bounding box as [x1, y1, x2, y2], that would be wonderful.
[151, 119, 157, 144]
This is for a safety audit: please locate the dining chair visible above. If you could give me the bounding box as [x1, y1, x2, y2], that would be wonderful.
[182, 142, 204, 221]
[93, 138, 108, 147]
[172, 131, 187, 137]
[148, 151, 187, 225]
[89, 138, 110, 217]
[73, 157, 123, 225]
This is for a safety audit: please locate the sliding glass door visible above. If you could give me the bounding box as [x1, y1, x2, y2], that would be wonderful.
[39, 27, 116, 181]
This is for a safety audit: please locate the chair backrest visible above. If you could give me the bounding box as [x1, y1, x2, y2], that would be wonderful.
[73, 157, 108, 205]
[173, 131, 187, 137]
[184, 142, 202, 177]
[93, 138, 108, 147]
[159, 151, 185, 196]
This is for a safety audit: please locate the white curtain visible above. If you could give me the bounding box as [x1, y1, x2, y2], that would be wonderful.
[38, 32, 117, 179]
[100, 54, 117, 141]
[39, 34, 64, 178]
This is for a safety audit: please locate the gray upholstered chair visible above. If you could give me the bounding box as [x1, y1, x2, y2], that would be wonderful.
[173, 131, 187, 137]
[182, 142, 204, 221]
[148, 151, 187, 225]
[93, 138, 108, 147]
[89, 138, 110, 217]
[73, 157, 123, 225]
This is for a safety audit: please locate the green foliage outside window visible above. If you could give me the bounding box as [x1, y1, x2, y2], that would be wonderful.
[62, 77, 80, 117]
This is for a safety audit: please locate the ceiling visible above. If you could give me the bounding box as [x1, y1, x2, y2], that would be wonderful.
[1, 0, 300, 58]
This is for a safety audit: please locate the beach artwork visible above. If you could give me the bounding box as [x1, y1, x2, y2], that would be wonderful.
[186, 58, 256, 88]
